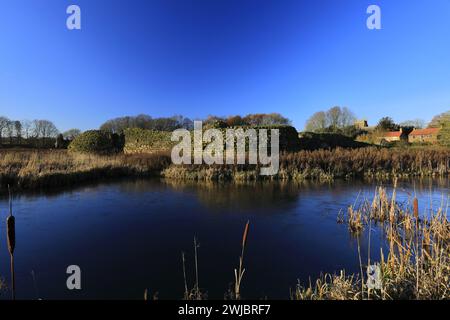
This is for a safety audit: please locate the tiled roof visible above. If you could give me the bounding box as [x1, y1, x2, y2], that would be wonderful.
[409, 128, 440, 136]
[384, 131, 402, 137]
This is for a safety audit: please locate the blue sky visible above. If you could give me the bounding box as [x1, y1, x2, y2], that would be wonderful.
[0, 0, 449, 131]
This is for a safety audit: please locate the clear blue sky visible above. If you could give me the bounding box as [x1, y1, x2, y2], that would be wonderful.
[1, 0, 449, 131]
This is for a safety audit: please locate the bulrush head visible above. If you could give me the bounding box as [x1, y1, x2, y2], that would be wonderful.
[413, 198, 419, 221]
[7, 216, 15, 256]
[7, 185, 16, 255]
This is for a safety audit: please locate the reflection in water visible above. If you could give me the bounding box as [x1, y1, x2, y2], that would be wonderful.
[0, 177, 448, 299]
[162, 180, 305, 211]
[6, 191, 16, 300]
[2, 176, 448, 208]
[116, 177, 449, 214]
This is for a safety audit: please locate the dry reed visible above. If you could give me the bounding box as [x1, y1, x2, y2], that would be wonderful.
[234, 221, 250, 300]
[294, 185, 449, 300]
[0, 149, 171, 190]
[179, 237, 205, 300]
[6, 185, 16, 300]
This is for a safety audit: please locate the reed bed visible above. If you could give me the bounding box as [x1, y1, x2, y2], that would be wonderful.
[279, 147, 450, 180]
[1, 147, 449, 190]
[163, 147, 450, 181]
[294, 184, 449, 300]
[0, 150, 171, 190]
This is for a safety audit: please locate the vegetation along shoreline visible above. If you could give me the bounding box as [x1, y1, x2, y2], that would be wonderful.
[1, 110, 450, 192]
[0, 146, 449, 192]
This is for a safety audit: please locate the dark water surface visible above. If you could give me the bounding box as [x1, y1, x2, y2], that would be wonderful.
[0, 178, 448, 299]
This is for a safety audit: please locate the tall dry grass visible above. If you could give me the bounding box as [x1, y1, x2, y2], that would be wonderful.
[234, 221, 250, 300]
[1, 147, 449, 189]
[181, 237, 206, 300]
[294, 184, 449, 300]
[0, 149, 171, 190]
[279, 147, 450, 180]
[163, 147, 450, 181]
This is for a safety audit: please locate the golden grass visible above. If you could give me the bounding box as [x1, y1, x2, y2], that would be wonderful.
[0, 149, 171, 190]
[163, 147, 450, 181]
[279, 147, 450, 180]
[294, 184, 449, 300]
[1, 147, 449, 189]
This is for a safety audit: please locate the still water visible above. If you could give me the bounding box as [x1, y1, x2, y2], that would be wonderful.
[0, 178, 448, 299]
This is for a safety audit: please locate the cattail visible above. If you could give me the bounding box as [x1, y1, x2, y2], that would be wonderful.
[7, 185, 15, 255]
[7, 185, 16, 300]
[242, 220, 250, 249]
[413, 198, 419, 220]
[7, 215, 15, 255]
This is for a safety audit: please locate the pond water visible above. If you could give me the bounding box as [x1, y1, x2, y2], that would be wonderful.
[0, 178, 448, 299]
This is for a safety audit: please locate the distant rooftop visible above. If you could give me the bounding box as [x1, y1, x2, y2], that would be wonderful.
[409, 128, 440, 136]
[384, 131, 402, 137]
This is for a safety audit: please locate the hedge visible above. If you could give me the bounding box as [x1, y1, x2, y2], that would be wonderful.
[68, 130, 124, 154]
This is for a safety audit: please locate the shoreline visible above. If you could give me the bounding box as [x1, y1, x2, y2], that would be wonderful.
[1, 147, 449, 192]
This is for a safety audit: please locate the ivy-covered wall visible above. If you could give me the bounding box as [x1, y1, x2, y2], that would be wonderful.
[123, 128, 174, 154]
[123, 126, 301, 154]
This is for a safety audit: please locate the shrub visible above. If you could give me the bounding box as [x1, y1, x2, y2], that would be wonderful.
[438, 122, 450, 147]
[123, 128, 174, 154]
[68, 130, 123, 154]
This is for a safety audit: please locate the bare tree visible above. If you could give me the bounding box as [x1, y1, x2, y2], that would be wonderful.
[32, 120, 59, 138]
[21, 120, 32, 139]
[5, 120, 14, 144]
[326, 106, 342, 128]
[14, 121, 22, 144]
[400, 119, 425, 129]
[305, 107, 357, 132]
[242, 113, 291, 126]
[0, 116, 10, 143]
[62, 128, 82, 140]
[305, 111, 327, 132]
[340, 107, 356, 127]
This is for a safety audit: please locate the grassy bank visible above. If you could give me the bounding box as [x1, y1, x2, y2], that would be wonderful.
[163, 147, 450, 181]
[0, 149, 171, 191]
[1, 147, 449, 191]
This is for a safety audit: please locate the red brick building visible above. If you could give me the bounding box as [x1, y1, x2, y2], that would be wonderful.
[408, 128, 441, 144]
[382, 128, 408, 143]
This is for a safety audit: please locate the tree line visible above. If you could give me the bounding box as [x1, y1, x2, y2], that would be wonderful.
[0, 116, 81, 147]
[99, 113, 291, 133]
[0, 112, 292, 147]
[304, 107, 450, 146]
[305, 106, 449, 134]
